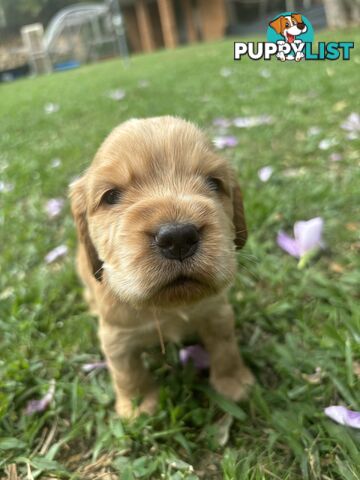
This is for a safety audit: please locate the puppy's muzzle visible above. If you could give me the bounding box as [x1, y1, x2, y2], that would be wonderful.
[155, 223, 199, 261]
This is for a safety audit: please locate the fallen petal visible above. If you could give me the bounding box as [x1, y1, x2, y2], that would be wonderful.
[233, 115, 273, 128]
[220, 67, 232, 77]
[277, 231, 301, 258]
[213, 135, 238, 149]
[258, 166, 273, 182]
[294, 217, 324, 256]
[319, 138, 336, 150]
[138, 79, 149, 88]
[259, 68, 271, 79]
[0, 181, 14, 193]
[329, 153, 343, 162]
[44, 103, 60, 114]
[45, 198, 64, 218]
[307, 126, 321, 137]
[82, 361, 108, 373]
[213, 117, 232, 129]
[341, 112, 360, 133]
[324, 406, 360, 429]
[179, 345, 210, 370]
[25, 380, 56, 415]
[51, 158, 62, 168]
[107, 89, 126, 101]
[45, 245, 68, 264]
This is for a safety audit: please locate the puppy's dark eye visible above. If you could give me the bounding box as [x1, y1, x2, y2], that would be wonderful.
[285, 22, 290, 27]
[206, 177, 223, 192]
[102, 189, 122, 205]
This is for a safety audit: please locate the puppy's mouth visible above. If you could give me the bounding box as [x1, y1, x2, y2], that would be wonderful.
[161, 275, 202, 290]
[148, 273, 213, 305]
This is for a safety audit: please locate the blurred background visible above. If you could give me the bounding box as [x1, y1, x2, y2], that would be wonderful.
[0, 0, 359, 81]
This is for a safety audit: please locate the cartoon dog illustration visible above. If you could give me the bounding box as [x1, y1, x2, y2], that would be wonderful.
[269, 13, 307, 61]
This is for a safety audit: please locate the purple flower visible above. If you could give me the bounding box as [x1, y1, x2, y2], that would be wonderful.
[220, 67, 232, 78]
[341, 113, 360, 139]
[259, 68, 271, 79]
[138, 79, 149, 88]
[319, 138, 337, 150]
[277, 217, 324, 267]
[45, 245, 68, 264]
[179, 345, 210, 370]
[82, 361, 108, 373]
[233, 115, 273, 128]
[324, 406, 360, 429]
[0, 181, 14, 193]
[44, 103, 60, 114]
[213, 117, 232, 129]
[107, 89, 126, 101]
[258, 166, 273, 182]
[307, 126, 321, 137]
[25, 380, 55, 415]
[213, 135, 238, 149]
[51, 158, 62, 168]
[45, 198, 64, 218]
[329, 152, 343, 162]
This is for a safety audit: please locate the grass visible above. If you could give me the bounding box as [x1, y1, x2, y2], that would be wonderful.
[0, 28, 359, 479]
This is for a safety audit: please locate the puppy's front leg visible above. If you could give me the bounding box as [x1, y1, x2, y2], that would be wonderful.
[99, 328, 158, 418]
[198, 304, 254, 401]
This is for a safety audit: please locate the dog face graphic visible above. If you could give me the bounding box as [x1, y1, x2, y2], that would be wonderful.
[269, 13, 307, 43]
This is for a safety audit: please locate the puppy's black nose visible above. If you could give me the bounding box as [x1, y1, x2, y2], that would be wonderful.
[298, 22, 306, 30]
[155, 223, 199, 261]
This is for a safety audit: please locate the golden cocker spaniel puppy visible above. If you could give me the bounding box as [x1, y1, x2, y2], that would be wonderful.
[70, 116, 254, 418]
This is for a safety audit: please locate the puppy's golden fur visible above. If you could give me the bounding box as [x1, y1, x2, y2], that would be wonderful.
[70, 116, 254, 418]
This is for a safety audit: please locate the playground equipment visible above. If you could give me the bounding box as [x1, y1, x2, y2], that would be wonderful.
[21, 2, 128, 75]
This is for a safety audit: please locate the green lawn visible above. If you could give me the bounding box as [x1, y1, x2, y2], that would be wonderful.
[1, 28, 359, 479]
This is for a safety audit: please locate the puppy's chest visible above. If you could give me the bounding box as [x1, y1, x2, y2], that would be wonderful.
[129, 309, 195, 346]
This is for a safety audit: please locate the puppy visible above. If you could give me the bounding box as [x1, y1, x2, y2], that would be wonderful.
[70, 116, 254, 418]
[269, 13, 307, 61]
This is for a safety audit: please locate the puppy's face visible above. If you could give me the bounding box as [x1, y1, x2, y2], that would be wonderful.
[71, 117, 247, 307]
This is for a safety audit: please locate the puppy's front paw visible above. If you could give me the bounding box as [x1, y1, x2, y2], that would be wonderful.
[138, 388, 159, 416]
[115, 389, 159, 419]
[116, 397, 137, 419]
[211, 367, 255, 402]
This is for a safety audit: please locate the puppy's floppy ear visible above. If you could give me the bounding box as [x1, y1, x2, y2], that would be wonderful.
[232, 180, 247, 250]
[69, 177, 103, 281]
[269, 16, 283, 34]
[292, 13, 302, 23]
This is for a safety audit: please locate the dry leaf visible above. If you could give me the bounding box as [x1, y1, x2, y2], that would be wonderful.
[346, 223, 358, 232]
[329, 262, 345, 274]
[353, 361, 360, 379]
[333, 101, 347, 112]
[302, 367, 324, 384]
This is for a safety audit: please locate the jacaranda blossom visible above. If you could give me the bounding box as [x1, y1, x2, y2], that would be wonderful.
[45, 245, 68, 264]
[277, 217, 324, 268]
[82, 361, 108, 372]
[324, 406, 360, 429]
[258, 166, 273, 182]
[213, 135, 238, 149]
[45, 198, 64, 218]
[25, 380, 56, 415]
[179, 345, 210, 370]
